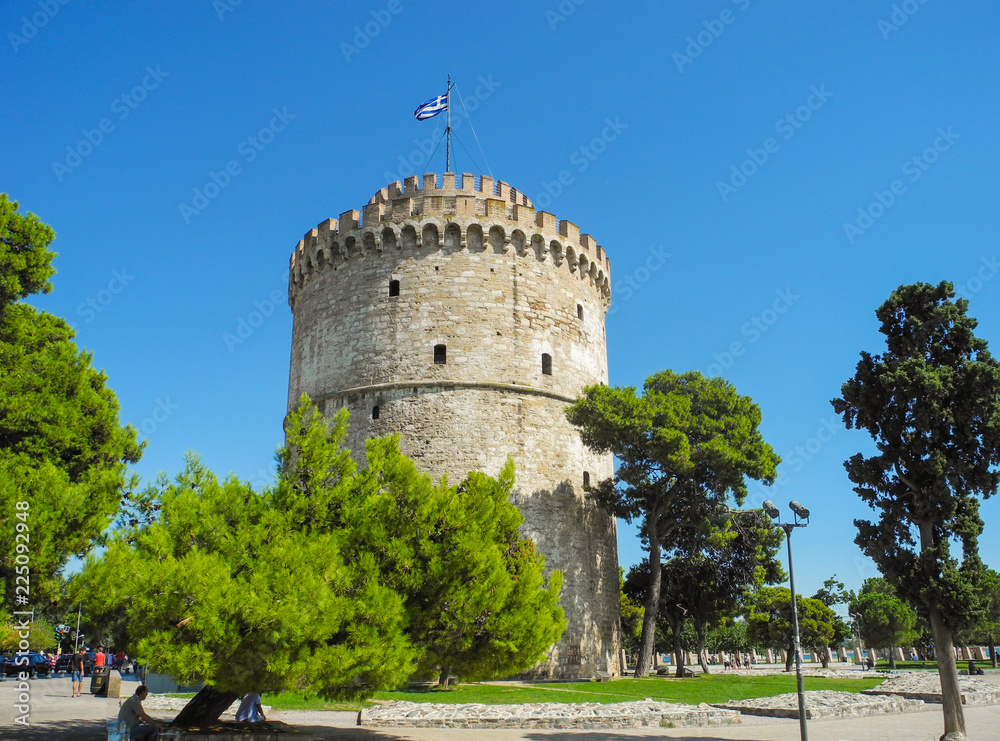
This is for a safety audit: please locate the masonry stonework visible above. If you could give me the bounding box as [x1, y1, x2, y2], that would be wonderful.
[286, 172, 621, 678]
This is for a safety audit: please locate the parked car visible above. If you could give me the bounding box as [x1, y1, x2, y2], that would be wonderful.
[54, 651, 94, 675]
[3, 653, 52, 677]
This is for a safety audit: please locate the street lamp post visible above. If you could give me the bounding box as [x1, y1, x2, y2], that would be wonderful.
[764, 500, 810, 741]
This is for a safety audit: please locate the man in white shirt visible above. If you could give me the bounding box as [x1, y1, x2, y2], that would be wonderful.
[118, 685, 162, 740]
[235, 692, 266, 722]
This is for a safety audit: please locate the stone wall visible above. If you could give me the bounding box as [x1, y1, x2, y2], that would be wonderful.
[286, 174, 621, 678]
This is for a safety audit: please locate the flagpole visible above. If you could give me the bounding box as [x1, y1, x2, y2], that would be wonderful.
[445, 75, 452, 172]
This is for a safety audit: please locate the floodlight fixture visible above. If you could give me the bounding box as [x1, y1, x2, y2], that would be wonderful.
[762, 500, 780, 519]
[789, 501, 810, 520]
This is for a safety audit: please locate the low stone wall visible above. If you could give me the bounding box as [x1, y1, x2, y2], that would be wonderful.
[359, 700, 742, 729]
[863, 674, 1000, 706]
[719, 691, 925, 720]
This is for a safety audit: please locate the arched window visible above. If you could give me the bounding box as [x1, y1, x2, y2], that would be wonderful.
[372, 405, 380, 420]
[434, 344, 447, 364]
[541, 353, 552, 375]
[388, 280, 400, 297]
[577, 303, 584, 320]
[583, 471, 591, 487]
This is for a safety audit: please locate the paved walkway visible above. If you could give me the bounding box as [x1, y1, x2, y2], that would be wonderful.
[2, 672, 1000, 740]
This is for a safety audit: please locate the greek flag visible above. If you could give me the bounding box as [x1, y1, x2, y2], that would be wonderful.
[414, 93, 447, 120]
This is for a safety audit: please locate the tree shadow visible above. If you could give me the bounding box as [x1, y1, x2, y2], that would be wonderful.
[280, 726, 424, 739]
[523, 734, 761, 741]
[1, 718, 106, 740]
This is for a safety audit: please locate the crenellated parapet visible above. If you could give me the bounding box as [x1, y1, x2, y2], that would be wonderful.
[288, 173, 612, 307]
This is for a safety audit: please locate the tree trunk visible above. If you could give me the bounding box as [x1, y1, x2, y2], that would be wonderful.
[633, 507, 662, 678]
[172, 685, 240, 728]
[915, 520, 966, 740]
[784, 642, 794, 672]
[673, 621, 686, 678]
[820, 647, 829, 669]
[888, 646, 896, 670]
[696, 626, 710, 674]
[990, 639, 998, 669]
[438, 667, 450, 688]
[928, 607, 966, 740]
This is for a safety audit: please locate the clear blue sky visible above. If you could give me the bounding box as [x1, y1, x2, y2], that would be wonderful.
[4, 0, 999, 600]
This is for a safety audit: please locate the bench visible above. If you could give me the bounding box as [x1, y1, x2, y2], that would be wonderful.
[106, 718, 127, 741]
[594, 670, 612, 682]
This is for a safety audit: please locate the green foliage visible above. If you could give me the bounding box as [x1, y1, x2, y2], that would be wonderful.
[812, 575, 853, 607]
[704, 619, 751, 654]
[832, 281, 1000, 634]
[745, 586, 837, 663]
[0, 193, 55, 306]
[74, 450, 416, 698]
[74, 398, 564, 697]
[849, 580, 918, 653]
[334, 434, 566, 683]
[0, 195, 142, 609]
[619, 567, 644, 654]
[832, 282, 1000, 741]
[968, 569, 1000, 661]
[567, 370, 779, 674]
[625, 508, 784, 672]
[0, 616, 55, 652]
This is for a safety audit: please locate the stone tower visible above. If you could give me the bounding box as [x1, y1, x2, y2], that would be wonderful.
[286, 172, 621, 679]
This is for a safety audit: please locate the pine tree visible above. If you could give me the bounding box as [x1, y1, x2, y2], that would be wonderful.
[833, 281, 1000, 739]
[1, 193, 142, 610]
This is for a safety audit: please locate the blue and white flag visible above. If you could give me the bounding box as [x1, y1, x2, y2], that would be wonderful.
[414, 93, 447, 121]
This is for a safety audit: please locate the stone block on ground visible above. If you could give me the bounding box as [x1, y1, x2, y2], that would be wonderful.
[359, 700, 742, 729]
[719, 691, 926, 720]
[862, 673, 1000, 706]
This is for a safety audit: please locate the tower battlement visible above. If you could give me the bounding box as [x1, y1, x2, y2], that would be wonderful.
[288, 173, 611, 307]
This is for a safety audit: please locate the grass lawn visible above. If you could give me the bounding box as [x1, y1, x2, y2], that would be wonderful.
[874, 661, 940, 671]
[173, 673, 884, 711]
[374, 674, 885, 706]
[167, 673, 886, 712]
